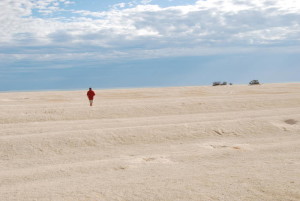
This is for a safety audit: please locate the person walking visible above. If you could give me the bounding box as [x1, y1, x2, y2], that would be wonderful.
[87, 88, 96, 106]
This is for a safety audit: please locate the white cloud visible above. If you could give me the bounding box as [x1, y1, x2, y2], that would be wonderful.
[0, 0, 300, 65]
[111, 3, 127, 10]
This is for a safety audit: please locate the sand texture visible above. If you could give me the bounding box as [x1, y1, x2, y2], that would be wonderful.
[0, 83, 300, 201]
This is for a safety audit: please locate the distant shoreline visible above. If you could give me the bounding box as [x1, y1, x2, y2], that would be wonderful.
[0, 82, 299, 93]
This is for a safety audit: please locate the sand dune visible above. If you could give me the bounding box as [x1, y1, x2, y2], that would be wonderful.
[0, 83, 300, 201]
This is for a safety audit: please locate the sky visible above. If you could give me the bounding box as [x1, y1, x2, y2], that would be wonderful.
[0, 0, 300, 91]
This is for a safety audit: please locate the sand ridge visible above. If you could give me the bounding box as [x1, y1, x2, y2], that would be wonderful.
[0, 83, 300, 201]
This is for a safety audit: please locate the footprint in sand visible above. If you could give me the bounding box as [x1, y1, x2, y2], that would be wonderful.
[143, 157, 156, 162]
[113, 165, 127, 171]
[130, 155, 172, 164]
[210, 144, 228, 149]
[200, 143, 251, 150]
[284, 119, 298, 125]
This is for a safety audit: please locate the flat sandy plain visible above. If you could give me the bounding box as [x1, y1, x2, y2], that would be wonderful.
[0, 83, 300, 201]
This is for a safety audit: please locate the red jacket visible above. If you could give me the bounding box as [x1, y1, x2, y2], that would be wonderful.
[87, 90, 95, 100]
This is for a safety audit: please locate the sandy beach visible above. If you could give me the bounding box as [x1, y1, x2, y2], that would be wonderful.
[0, 83, 300, 201]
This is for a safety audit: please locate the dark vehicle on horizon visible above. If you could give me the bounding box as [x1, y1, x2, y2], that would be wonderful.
[213, 81, 228, 86]
[249, 80, 260, 85]
[213, 82, 221, 86]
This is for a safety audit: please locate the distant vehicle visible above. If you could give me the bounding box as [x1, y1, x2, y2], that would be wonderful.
[213, 82, 221, 86]
[213, 81, 228, 86]
[249, 80, 260, 85]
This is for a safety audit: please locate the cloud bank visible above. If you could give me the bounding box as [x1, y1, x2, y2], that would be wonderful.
[1, 0, 300, 69]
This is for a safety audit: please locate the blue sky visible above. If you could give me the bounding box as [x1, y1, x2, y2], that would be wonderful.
[0, 0, 300, 91]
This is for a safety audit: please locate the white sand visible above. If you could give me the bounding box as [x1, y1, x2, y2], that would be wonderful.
[0, 83, 300, 201]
